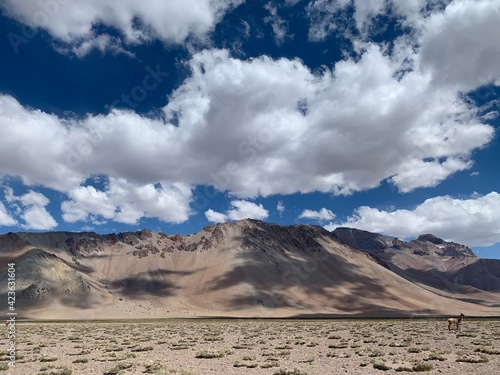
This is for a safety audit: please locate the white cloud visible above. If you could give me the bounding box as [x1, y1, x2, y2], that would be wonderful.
[0, 42, 495, 213]
[305, 0, 432, 42]
[305, 0, 500, 93]
[418, 0, 500, 91]
[61, 178, 192, 225]
[205, 209, 229, 223]
[277, 200, 285, 215]
[330, 192, 500, 247]
[55, 35, 135, 58]
[298, 207, 335, 221]
[163, 47, 493, 196]
[4, 188, 57, 230]
[205, 200, 269, 223]
[305, 0, 352, 42]
[264, 3, 290, 45]
[0, 201, 17, 226]
[21, 205, 58, 231]
[0, 0, 243, 55]
[227, 200, 269, 220]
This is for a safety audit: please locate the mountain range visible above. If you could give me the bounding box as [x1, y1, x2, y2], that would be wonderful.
[1, 219, 499, 319]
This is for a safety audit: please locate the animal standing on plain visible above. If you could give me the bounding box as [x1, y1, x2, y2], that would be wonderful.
[447, 313, 464, 331]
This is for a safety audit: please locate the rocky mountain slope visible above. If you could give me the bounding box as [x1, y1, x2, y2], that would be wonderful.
[334, 227, 500, 300]
[1, 220, 499, 319]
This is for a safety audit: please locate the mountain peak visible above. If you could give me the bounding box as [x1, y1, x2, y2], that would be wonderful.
[417, 233, 444, 244]
[332, 227, 396, 253]
[415, 234, 476, 257]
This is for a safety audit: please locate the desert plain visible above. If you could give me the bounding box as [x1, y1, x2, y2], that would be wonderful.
[3, 318, 500, 375]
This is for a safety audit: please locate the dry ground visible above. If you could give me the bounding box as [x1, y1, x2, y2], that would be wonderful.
[2, 319, 500, 374]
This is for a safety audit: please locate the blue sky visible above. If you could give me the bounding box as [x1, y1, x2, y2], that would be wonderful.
[0, 0, 499, 258]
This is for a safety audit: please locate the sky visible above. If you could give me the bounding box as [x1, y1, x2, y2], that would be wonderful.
[0, 0, 499, 259]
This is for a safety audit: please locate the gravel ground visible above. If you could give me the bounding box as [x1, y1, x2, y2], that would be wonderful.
[3, 318, 500, 374]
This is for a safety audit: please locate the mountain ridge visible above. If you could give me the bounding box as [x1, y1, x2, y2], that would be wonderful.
[1, 220, 499, 319]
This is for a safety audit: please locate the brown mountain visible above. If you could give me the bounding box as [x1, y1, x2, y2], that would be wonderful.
[1, 220, 499, 319]
[333, 227, 500, 304]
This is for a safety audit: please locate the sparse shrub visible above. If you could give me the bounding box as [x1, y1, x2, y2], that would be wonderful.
[373, 360, 391, 371]
[395, 367, 413, 372]
[328, 343, 348, 349]
[232, 344, 248, 349]
[46, 367, 73, 375]
[475, 347, 500, 355]
[131, 346, 153, 352]
[40, 356, 58, 362]
[143, 362, 174, 374]
[104, 362, 133, 374]
[104, 347, 125, 352]
[412, 363, 433, 371]
[195, 350, 225, 359]
[299, 357, 314, 363]
[456, 354, 489, 363]
[368, 350, 384, 357]
[426, 353, 446, 361]
[72, 358, 89, 363]
[328, 335, 341, 339]
[273, 369, 308, 375]
[260, 362, 279, 368]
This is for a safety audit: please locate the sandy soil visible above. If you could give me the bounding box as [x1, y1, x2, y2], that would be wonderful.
[3, 318, 500, 374]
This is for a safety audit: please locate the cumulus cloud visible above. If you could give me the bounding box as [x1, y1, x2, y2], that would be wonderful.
[306, 0, 500, 93]
[0, 39, 495, 227]
[205, 200, 269, 223]
[61, 178, 192, 225]
[3, 188, 57, 230]
[298, 208, 335, 222]
[163, 47, 493, 196]
[205, 209, 230, 223]
[0, 201, 17, 226]
[326, 192, 500, 247]
[0, 0, 243, 55]
[419, 0, 500, 91]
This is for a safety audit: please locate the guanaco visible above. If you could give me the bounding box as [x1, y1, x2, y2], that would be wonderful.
[447, 313, 464, 331]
